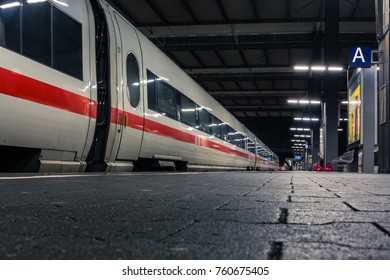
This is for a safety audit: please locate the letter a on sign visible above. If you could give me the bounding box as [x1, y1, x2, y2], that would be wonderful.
[352, 48, 365, 63]
[349, 46, 371, 68]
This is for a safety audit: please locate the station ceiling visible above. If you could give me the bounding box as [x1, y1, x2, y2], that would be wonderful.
[109, 0, 377, 161]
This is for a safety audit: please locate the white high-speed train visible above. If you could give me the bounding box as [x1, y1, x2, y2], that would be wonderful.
[0, 0, 278, 172]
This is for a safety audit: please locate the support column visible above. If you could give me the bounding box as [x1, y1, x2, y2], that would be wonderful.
[361, 68, 376, 173]
[308, 31, 323, 165]
[377, 0, 390, 172]
[324, 0, 340, 165]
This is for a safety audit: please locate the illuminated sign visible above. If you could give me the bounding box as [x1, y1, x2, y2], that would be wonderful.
[348, 74, 361, 145]
[349, 47, 371, 68]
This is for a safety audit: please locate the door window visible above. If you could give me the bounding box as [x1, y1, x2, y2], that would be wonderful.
[126, 53, 140, 108]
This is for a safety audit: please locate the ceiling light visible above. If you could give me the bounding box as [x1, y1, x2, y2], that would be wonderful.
[294, 117, 302, 121]
[0, 2, 21, 8]
[328, 66, 344, 71]
[311, 118, 320, 121]
[27, 0, 47, 3]
[311, 66, 326, 71]
[294, 65, 309, 71]
[287, 99, 321, 105]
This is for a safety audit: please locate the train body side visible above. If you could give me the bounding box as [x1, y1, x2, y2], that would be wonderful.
[0, 0, 97, 172]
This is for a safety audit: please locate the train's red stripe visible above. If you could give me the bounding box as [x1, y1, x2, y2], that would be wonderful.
[199, 138, 247, 158]
[144, 118, 196, 144]
[0, 68, 268, 162]
[0, 67, 97, 118]
[109, 108, 249, 159]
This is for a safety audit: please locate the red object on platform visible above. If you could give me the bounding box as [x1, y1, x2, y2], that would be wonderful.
[324, 163, 332, 172]
[312, 162, 323, 171]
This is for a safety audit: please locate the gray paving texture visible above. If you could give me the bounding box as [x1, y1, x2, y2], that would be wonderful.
[0, 171, 390, 260]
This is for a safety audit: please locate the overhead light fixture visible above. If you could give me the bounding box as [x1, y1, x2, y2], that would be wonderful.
[294, 65, 309, 71]
[341, 101, 349, 104]
[291, 128, 310, 131]
[27, 0, 47, 3]
[311, 66, 326, 71]
[294, 117, 320, 122]
[338, 129, 343, 132]
[287, 99, 321, 105]
[328, 66, 344, 71]
[0, 2, 21, 9]
[294, 65, 345, 72]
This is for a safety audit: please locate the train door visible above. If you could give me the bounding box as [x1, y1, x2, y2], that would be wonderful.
[112, 12, 144, 161]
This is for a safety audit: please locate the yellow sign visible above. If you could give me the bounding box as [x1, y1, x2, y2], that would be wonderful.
[348, 84, 361, 145]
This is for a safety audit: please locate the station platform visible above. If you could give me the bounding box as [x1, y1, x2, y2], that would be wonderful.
[0, 171, 389, 260]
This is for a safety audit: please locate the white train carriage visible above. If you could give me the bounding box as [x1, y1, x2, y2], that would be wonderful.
[0, 0, 278, 173]
[0, 0, 96, 172]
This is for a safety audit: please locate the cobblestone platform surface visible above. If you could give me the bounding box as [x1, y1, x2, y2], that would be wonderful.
[0, 171, 389, 259]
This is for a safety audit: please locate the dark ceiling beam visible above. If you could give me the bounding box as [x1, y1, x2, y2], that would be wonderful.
[190, 51, 205, 67]
[251, 0, 260, 21]
[216, 0, 230, 23]
[211, 90, 312, 96]
[225, 105, 311, 110]
[190, 72, 345, 82]
[144, 0, 169, 25]
[263, 49, 276, 90]
[183, 63, 291, 69]
[217, 81, 226, 91]
[351, 0, 361, 19]
[179, 0, 199, 24]
[286, 0, 290, 19]
[151, 33, 377, 51]
[133, 17, 375, 27]
[214, 50, 227, 66]
[210, 90, 347, 97]
[238, 50, 249, 67]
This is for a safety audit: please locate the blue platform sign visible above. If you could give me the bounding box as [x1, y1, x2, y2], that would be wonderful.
[349, 47, 371, 68]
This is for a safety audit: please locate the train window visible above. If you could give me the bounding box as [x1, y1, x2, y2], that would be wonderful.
[52, 7, 82, 80]
[198, 108, 210, 134]
[248, 140, 256, 154]
[180, 95, 197, 127]
[126, 53, 140, 108]
[227, 127, 235, 144]
[147, 70, 157, 111]
[234, 133, 245, 150]
[0, 0, 21, 52]
[210, 116, 222, 139]
[156, 79, 177, 120]
[22, 0, 51, 66]
[220, 122, 228, 141]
